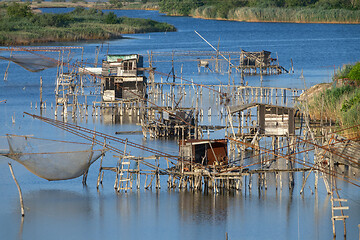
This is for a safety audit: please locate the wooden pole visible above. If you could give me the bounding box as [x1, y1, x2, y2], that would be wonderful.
[40, 77, 43, 110]
[8, 163, 25, 217]
[3, 50, 12, 81]
[96, 140, 107, 189]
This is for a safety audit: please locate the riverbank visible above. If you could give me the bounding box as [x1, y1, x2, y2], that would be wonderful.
[189, 6, 360, 24]
[159, 0, 360, 24]
[299, 63, 360, 137]
[30, 1, 159, 11]
[27, 1, 360, 24]
[0, 4, 175, 46]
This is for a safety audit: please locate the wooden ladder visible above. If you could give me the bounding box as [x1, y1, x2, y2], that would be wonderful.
[331, 189, 349, 238]
[117, 157, 132, 192]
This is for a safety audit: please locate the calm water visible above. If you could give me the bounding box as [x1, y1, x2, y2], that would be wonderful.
[0, 9, 360, 240]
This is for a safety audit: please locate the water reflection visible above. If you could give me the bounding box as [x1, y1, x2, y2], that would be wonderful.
[178, 191, 228, 223]
[24, 189, 92, 216]
[101, 111, 140, 125]
[18, 216, 24, 240]
[14, 189, 93, 240]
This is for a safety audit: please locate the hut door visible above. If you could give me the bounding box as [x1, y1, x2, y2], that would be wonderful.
[194, 144, 206, 165]
[105, 77, 115, 90]
[115, 83, 122, 98]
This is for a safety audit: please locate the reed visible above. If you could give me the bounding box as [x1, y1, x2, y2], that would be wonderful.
[122, 2, 160, 10]
[308, 85, 360, 136]
[0, 5, 176, 46]
[190, 6, 360, 23]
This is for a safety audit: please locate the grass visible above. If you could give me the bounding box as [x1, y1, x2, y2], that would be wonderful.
[122, 2, 160, 10]
[190, 6, 360, 23]
[26, 0, 360, 24]
[308, 84, 360, 137]
[0, 4, 176, 46]
[305, 62, 360, 137]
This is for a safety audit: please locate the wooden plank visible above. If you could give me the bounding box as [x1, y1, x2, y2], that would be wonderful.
[118, 178, 131, 182]
[333, 216, 349, 220]
[333, 199, 348, 202]
[333, 206, 349, 210]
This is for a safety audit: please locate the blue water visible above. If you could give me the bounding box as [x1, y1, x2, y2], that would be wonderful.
[0, 9, 359, 240]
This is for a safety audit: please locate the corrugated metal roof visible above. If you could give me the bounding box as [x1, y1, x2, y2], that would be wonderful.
[229, 103, 294, 114]
[180, 139, 227, 145]
[106, 54, 138, 62]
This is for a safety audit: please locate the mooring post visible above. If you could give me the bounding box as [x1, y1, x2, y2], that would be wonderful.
[249, 173, 252, 190]
[96, 140, 106, 189]
[137, 160, 140, 189]
[40, 76, 43, 110]
[8, 163, 25, 217]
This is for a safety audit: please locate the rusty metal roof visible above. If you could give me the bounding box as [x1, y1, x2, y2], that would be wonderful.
[229, 103, 294, 114]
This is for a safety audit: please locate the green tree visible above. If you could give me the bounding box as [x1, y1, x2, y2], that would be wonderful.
[73, 6, 86, 14]
[7, 3, 33, 18]
[160, 0, 205, 16]
[105, 11, 118, 24]
[348, 62, 360, 84]
[248, 0, 284, 7]
[109, 0, 123, 8]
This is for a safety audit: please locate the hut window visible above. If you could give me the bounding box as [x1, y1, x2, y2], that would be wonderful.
[105, 77, 114, 90]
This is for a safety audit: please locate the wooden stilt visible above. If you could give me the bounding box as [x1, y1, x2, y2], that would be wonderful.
[8, 163, 25, 217]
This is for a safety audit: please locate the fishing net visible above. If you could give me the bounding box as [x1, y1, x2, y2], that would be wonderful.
[6, 135, 104, 181]
[0, 54, 58, 72]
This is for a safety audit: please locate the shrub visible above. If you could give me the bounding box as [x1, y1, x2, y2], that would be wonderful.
[105, 12, 118, 24]
[73, 6, 86, 14]
[335, 64, 353, 79]
[31, 13, 73, 27]
[323, 85, 354, 106]
[0, 6, 176, 45]
[347, 62, 360, 84]
[109, 0, 123, 8]
[7, 3, 33, 18]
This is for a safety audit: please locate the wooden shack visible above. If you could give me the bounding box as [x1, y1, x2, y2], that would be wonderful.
[229, 103, 295, 137]
[101, 54, 146, 101]
[179, 139, 228, 166]
[239, 50, 288, 74]
[240, 50, 272, 67]
[144, 107, 197, 138]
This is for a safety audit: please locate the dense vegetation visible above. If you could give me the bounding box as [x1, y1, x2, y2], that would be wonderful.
[335, 62, 360, 84]
[0, 3, 176, 45]
[159, 0, 360, 23]
[30, 0, 160, 10]
[307, 62, 360, 136]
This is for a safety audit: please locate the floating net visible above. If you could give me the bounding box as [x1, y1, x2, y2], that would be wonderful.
[5, 135, 104, 181]
[0, 54, 58, 72]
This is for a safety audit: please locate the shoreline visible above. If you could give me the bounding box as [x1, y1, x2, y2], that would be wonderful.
[0, 5, 176, 46]
[189, 15, 360, 25]
[27, 2, 360, 24]
[2, 35, 124, 46]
